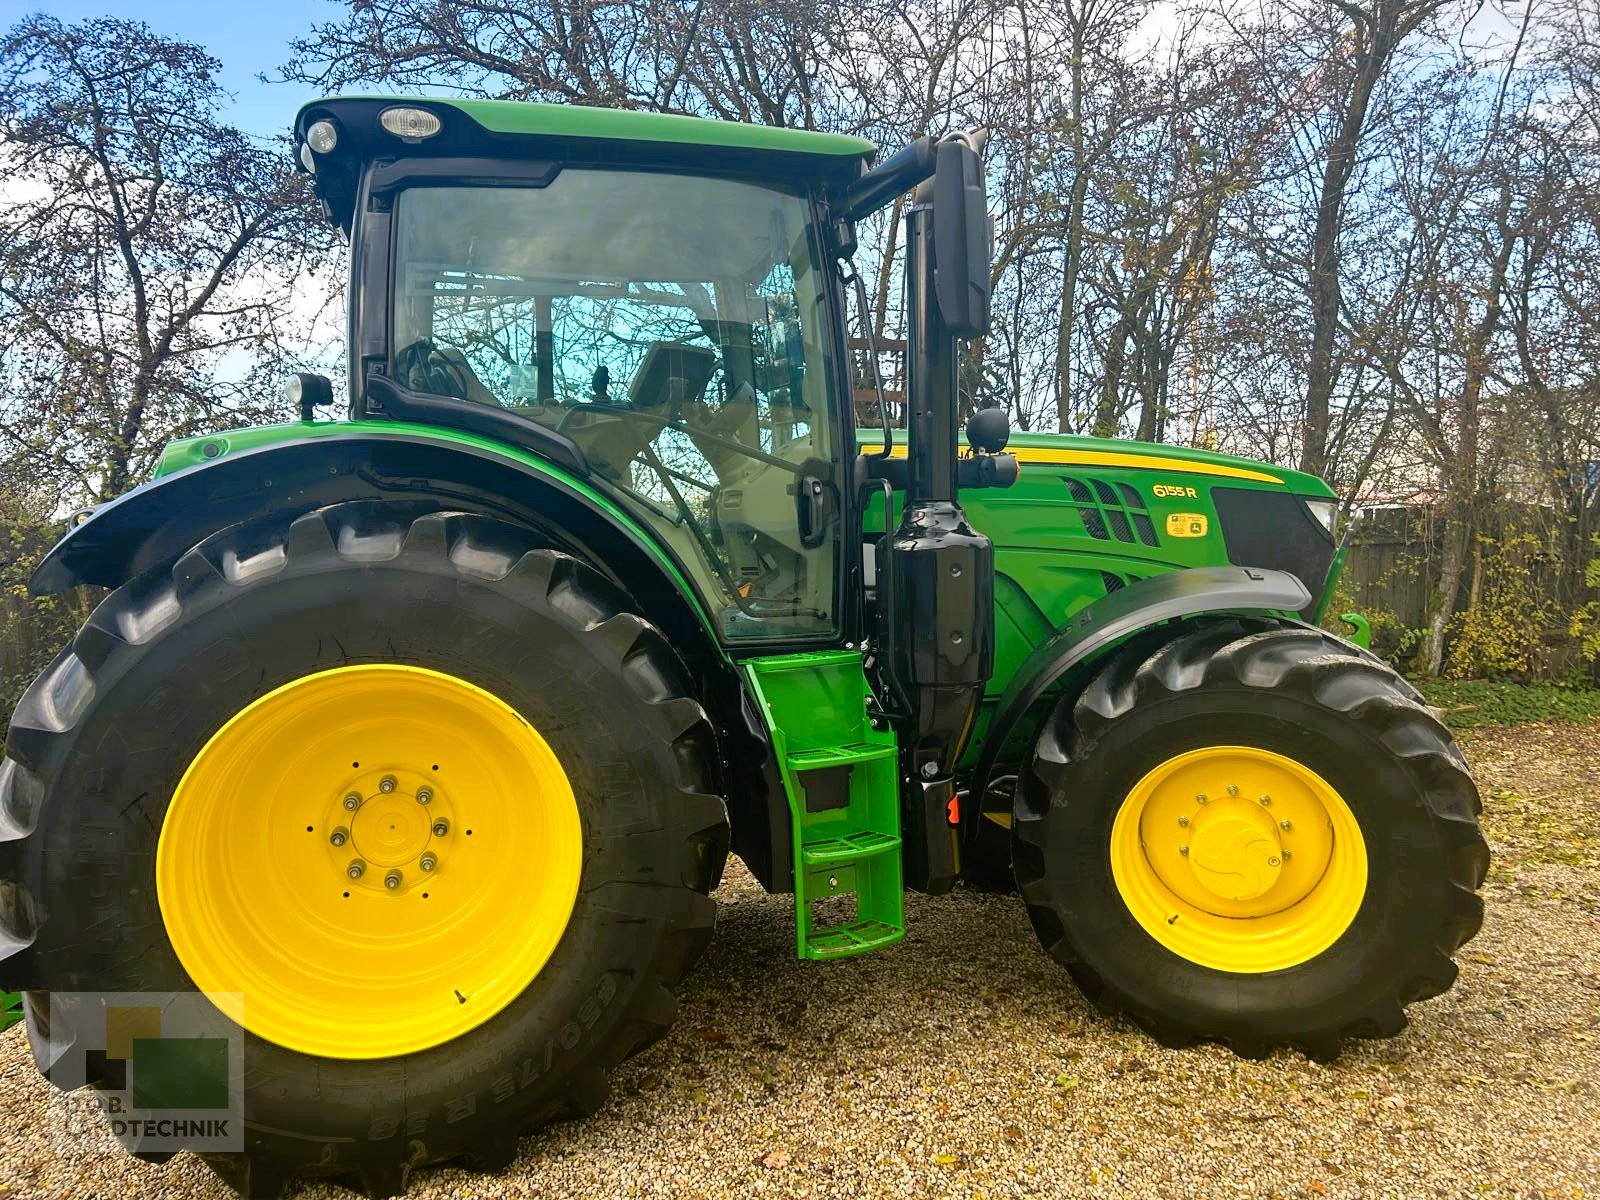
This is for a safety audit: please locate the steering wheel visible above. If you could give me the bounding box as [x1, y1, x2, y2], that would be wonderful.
[394, 339, 485, 404]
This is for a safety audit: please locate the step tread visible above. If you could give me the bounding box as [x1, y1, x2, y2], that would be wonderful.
[799, 829, 901, 864]
[786, 742, 895, 771]
[804, 919, 904, 959]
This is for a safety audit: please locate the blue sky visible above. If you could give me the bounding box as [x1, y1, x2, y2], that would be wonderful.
[0, 0, 335, 137]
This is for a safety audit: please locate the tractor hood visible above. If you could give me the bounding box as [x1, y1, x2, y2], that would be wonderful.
[995, 431, 1336, 499]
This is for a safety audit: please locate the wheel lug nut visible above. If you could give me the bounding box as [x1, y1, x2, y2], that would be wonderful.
[1177, 815, 1189, 827]
[431, 818, 450, 838]
[416, 787, 433, 805]
[1282, 850, 1293, 860]
[420, 853, 437, 872]
[384, 869, 403, 889]
[1227, 784, 1239, 797]
[1260, 794, 1271, 806]
[347, 859, 366, 879]
[1196, 793, 1208, 804]
[343, 793, 361, 811]
[1280, 819, 1291, 831]
[329, 826, 349, 847]
[1179, 845, 1190, 856]
[379, 775, 397, 794]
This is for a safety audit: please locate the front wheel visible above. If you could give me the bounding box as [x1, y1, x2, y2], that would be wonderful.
[1013, 620, 1488, 1061]
[0, 502, 729, 1196]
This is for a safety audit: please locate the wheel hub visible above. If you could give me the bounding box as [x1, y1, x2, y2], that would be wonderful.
[338, 775, 450, 886]
[1185, 798, 1283, 901]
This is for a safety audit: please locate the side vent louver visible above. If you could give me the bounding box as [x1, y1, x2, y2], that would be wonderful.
[1064, 476, 1160, 547]
[1099, 570, 1144, 596]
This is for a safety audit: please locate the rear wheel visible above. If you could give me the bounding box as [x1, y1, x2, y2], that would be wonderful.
[0, 502, 729, 1196]
[1013, 620, 1488, 1060]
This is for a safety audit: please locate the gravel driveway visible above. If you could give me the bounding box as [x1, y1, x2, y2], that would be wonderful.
[2, 721, 1597, 1199]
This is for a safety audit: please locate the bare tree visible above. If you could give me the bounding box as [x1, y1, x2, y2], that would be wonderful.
[1309, 1, 1446, 475]
[0, 15, 332, 506]
[1220, 0, 1448, 477]
[284, 0, 854, 128]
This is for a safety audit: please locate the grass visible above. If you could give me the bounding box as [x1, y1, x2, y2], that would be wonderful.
[1417, 678, 1600, 729]
[1, 991, 19, 1033]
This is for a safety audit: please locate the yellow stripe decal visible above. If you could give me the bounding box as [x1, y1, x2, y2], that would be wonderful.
[1008, 447, 1282, 484]
[882, 444, 1282, 485]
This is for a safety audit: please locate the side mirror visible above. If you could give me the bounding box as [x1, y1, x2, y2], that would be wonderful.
[965, 405, 1010, 454]
[932, 139, 991, 337]
[287, 372, 334, 422]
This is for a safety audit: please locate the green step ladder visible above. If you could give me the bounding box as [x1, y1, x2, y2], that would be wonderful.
[744, 651, 905, 959]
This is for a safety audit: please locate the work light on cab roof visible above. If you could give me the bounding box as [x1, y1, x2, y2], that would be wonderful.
[378, 105, 441, 141]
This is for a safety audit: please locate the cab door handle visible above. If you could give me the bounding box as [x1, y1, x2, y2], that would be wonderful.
[795, 475, 832, 548]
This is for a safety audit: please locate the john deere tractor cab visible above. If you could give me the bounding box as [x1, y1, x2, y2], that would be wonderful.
[379, 150, 847, 639]
[0, 97, 1486, 1198]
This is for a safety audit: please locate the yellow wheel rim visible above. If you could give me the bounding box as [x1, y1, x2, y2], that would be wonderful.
[1109, 746, 1367, 973]
[157, 664, 582, 1059]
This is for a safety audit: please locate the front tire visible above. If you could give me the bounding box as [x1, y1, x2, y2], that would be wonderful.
[1013, 620, 1488, 1060]
[0, 502, 729, 1196]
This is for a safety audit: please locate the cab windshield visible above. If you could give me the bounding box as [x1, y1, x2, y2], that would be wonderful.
[391, 169, 840, 639]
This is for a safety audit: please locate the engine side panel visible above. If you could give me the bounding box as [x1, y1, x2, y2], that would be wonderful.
[952, 433, 1336, 769]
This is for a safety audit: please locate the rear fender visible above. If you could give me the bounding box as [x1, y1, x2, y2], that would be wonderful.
[30, 431, 720, 654]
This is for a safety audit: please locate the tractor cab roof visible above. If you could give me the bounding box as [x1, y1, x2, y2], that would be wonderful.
[292, 96, 877, 233]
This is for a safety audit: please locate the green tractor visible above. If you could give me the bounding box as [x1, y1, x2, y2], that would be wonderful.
[0, 98, 1486, 1196]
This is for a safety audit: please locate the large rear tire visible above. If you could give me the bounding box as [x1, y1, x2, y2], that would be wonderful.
[0, 502, 728, 1196]
[1013, 620, 1488, 1061]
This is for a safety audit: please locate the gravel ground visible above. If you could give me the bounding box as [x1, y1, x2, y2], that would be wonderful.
[2, 721, 1597, 1200]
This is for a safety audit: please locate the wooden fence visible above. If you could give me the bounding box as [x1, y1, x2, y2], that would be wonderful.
[1340, 501, 1595, 678]
[1341, 505, 1441, 631]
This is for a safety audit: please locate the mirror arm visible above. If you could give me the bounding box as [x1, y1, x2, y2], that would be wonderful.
[843, 136, 937, 221]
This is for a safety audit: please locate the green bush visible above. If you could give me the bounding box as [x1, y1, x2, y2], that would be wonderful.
[1569, 535, 1600, 672]
[1446, 528, 1563, 680]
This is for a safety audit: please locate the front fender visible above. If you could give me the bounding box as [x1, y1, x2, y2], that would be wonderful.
[964, 566, 1312, 813]
[30, 426, 720, 650]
